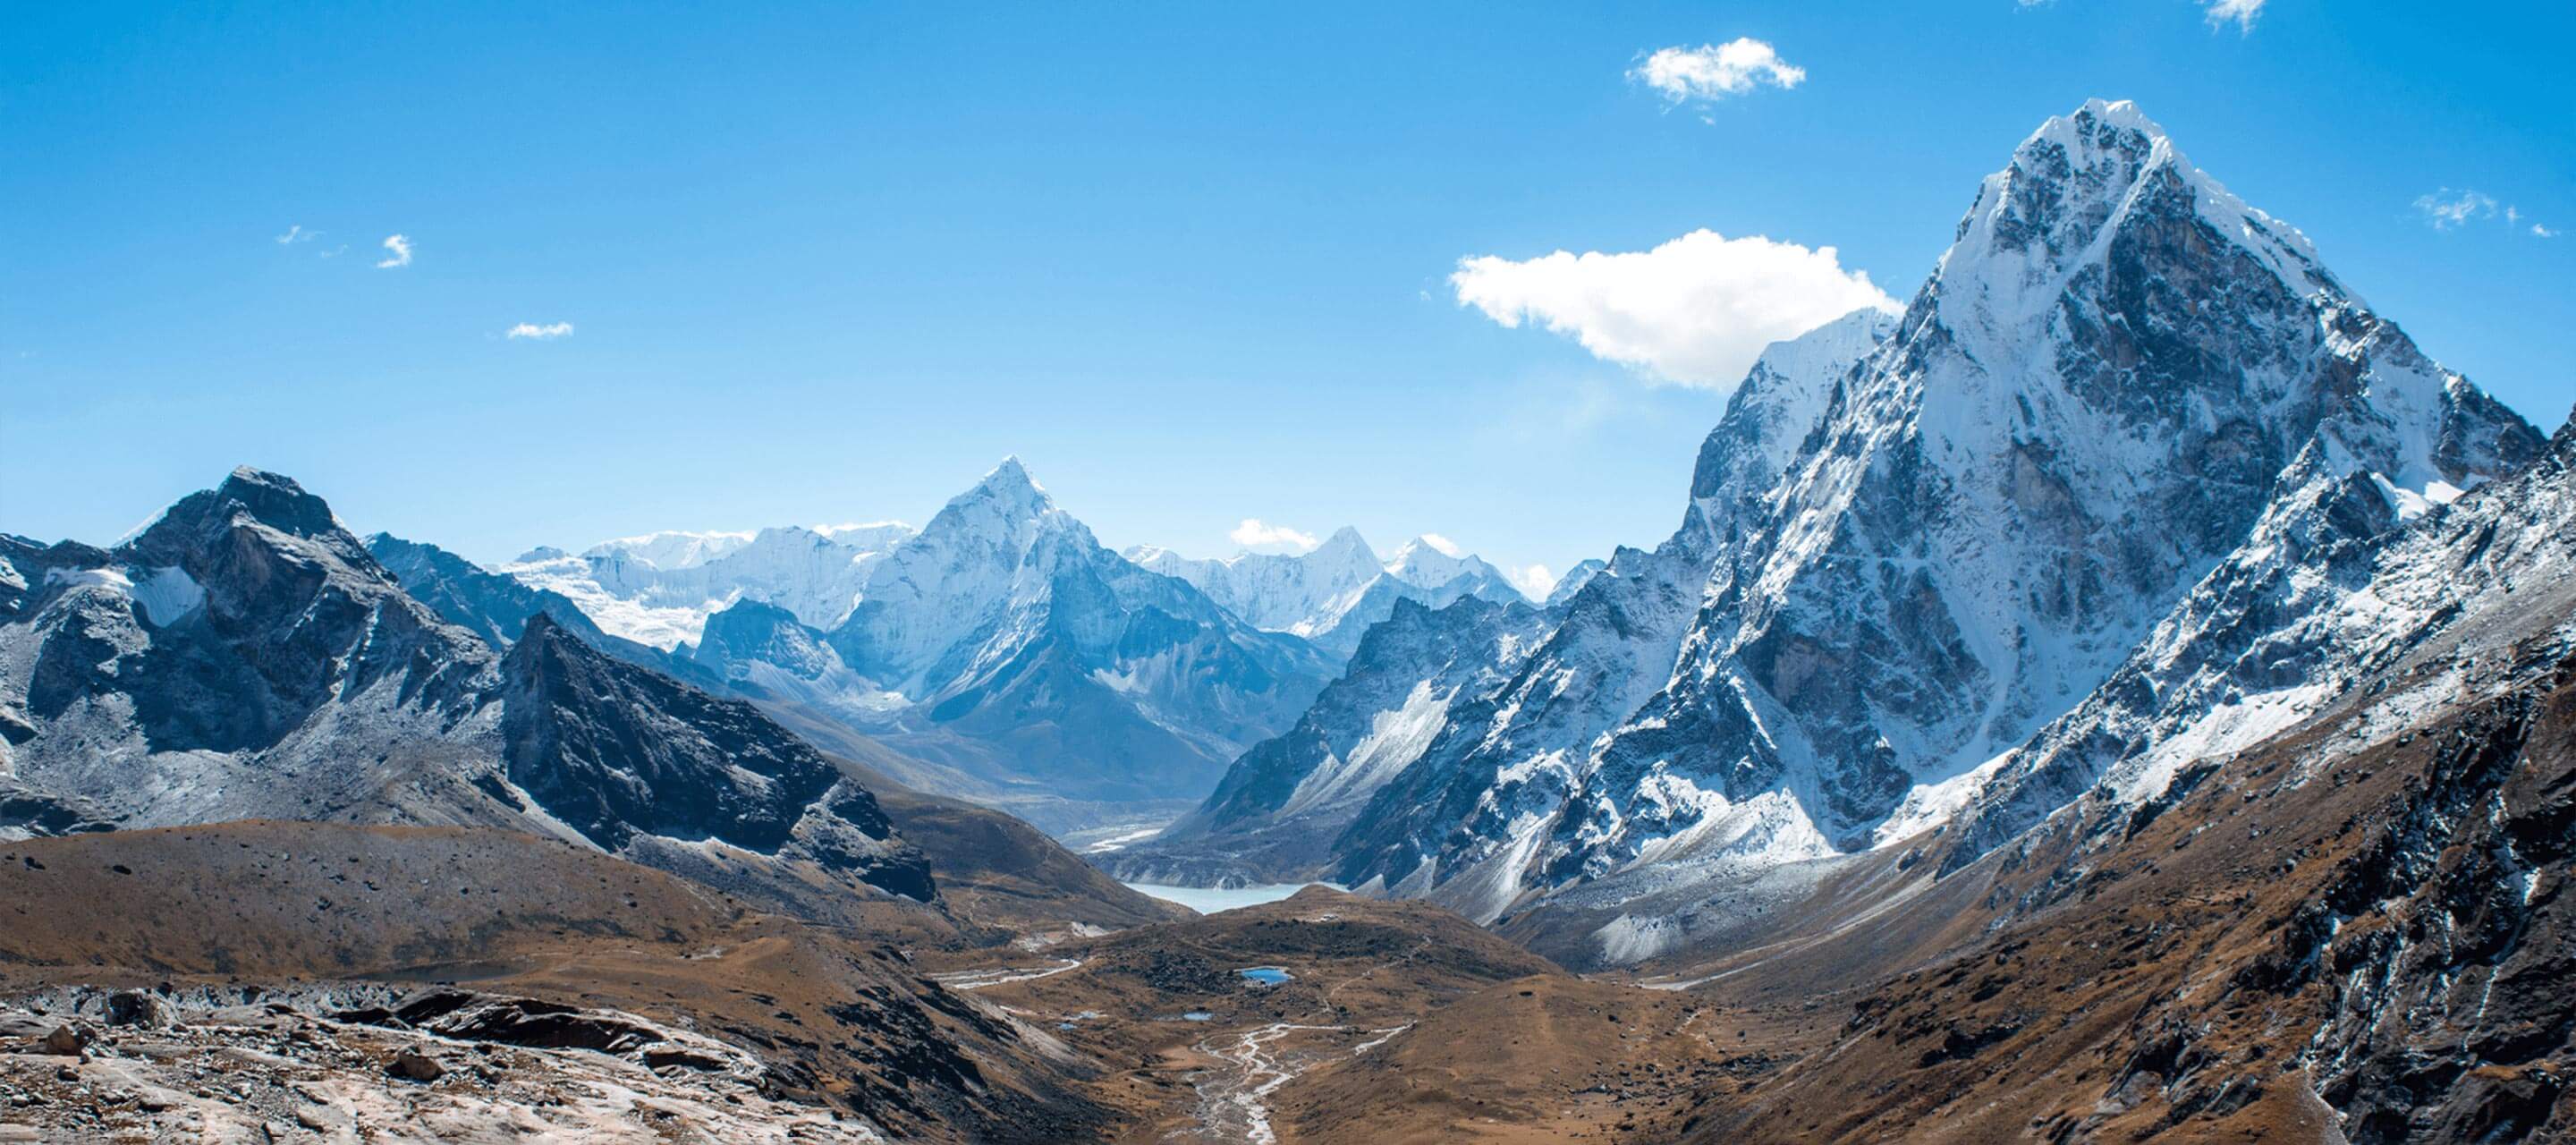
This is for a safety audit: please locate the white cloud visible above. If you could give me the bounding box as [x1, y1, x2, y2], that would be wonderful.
[1452, 229, 1898, 389]
[274, 225, 315, 245]
[375, 233, 413, 268]
[506, 321, 575, 340]
[1228, 518, 1319, 553]
[1507, 564, 1559, 599]
[1631, 39, 1805, 105]
[2412, 189, 2556, 236]
[2204, 0, 2265, 30]
[1417, 533, 1464, 557]
[2415, 189, 2498, 230]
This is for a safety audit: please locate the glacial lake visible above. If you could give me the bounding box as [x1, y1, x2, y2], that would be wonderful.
[1120, 882, 1344, 914]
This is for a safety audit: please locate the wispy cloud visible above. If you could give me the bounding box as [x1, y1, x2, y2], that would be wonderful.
[2204, 0, 2265, 31]
[1631, 39, 1805, 107]
[2415, 189, 2498, 230]
[375, 233, 413, 268]
[2413, 188, 2555, 236]
[274, 225, 317, 245]
[505, 321, 575, 340]
[1228, 518, 1319, 553]
[1452, 229, 1896, 391]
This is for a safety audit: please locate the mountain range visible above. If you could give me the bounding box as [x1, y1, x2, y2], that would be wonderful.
[0, 466, 1176, 934]
[386, 458, 1530, 835]
[3, 98, 2572, 1141]
[1128, 528, 1529, 659]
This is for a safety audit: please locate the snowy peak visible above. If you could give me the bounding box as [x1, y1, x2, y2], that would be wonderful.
[962, 455, 1052, 512]
[1688, 307, 1897, 519]
[580, 530, 755, 572]
[1384, 537, 1492, 587]
[1937, 98, 2334, 339]
[912, 456, 1079, 559]
[1128, 527, 1529, 662]
[1543, 559, 1606, 606]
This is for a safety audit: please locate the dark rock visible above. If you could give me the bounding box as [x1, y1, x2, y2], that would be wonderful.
[386, 1049, 445, 1082]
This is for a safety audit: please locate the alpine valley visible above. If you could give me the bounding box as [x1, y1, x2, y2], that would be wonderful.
[4, 99, 2571, 1143]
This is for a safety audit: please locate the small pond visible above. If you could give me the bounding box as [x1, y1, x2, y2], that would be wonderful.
[1236, 966, 1292, 986]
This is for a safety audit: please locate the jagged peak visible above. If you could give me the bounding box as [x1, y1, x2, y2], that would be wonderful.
[1937, 98, 2337, 327]
[953, 455, 1055, 513]
[211, 467, 343, 537]
[118, 467, 349, 552]
[1393, 534, 1463, 560]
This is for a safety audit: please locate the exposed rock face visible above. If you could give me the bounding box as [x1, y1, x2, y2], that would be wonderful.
[0, 468, 930, 904]
[501, 614, 933, 899]
[1947, 411, 2574, 872]
[364, 532, 610, 650]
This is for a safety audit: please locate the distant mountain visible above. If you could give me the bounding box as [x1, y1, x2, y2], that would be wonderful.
[502, 522, 915, 650]
[1541, 559, 1606, 606]
[366, 531, 756, 697]
[1112, 594, 1547, 886]
[1126, 528, 1527, 660]
[480, 462, 1335, 828]
[0, 468, 1213, 935]
[725, 461, 1335, 804]
[1133, 101, 2546, 958]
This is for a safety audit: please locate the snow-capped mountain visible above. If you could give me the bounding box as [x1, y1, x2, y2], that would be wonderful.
[502, 521, 915, 650]
[1113, 306, 1895, 887]
[0, 469, 934, 910]
[1541, 559, 1606, 607]
[1133, 100, 2544, 947]
[670, 459, 1339, 814]
[1126, 528, 1527, 660]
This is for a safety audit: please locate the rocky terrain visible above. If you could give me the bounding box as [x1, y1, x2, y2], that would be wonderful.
[0, 822, 1114, 1141]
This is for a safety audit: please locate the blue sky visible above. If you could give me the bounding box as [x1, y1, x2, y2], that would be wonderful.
[4, 1, 2568, 589]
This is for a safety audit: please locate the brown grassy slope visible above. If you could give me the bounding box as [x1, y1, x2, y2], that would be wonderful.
[0, 820, 1123, 1143]
[1659, 649, 2576, 1144]
[835, 752, 1191, 935]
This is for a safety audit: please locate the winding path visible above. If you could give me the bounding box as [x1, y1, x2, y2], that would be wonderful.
[928, 958, 1084, 991]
